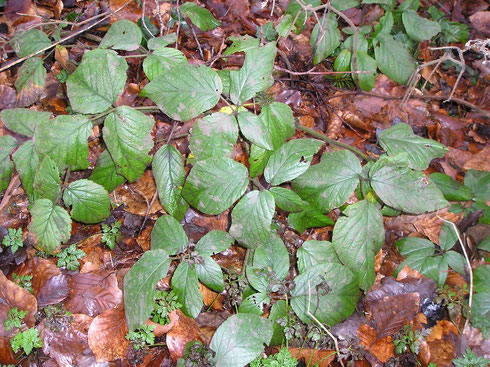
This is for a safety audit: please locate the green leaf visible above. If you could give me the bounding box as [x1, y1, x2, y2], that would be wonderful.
[373, 11, 394, 37]
[0, 135, 18, 162]
[195, 256, 224, 292]
[310, 13, 340, 64]
[290, 263, 359, 326]
[402, 10, 441, 42]
[34, 114, 92, 171]
[63, 179, 111, 223]
[429, 172, 473, 201]
[143, 48, 187, 81]
[28, 198, 71, 253]
[153, 144, 186, 218]
[103, 106, 154, 182]
[144, 63, 222, 121]
[14, 29, 50, 57]
[15, 57, 46, 107]
[478, 236, 490, 252]
[33, 156, 60, 203]
[210, 313, 273, 367]
[0, 108, 51, 137]
[172, 262, 202, 318]
[343, 35, 369, 53]
[352, 50, 377, 91]
[440, 21, 468, 43]
[258, 102, 295, 150]
[12, 140, 39, 200]
[444, 251, 466, 275]
[292, 149, 362, 211]
[0, 135, 16, 193]
[179, 2, 221, 31]
[331, 0, 360, 10]
[332, 200, 384, 291]
[264, 139, 323, 186]
[182, 157, 248, 215]
[287, 205, 334, 233]
[189, 113, 238, 161]
[246, 234, 289, 293]
[151, 215, 188, 254]
[269, 300, 287, 346]
[224, 35, 260, 55]
[473, 265, 490, 320]
[396, 237, 438, 277]
[239, 292, 269, 315]
[269, 187, 306, 212]
[464, 169, 490, 202]
[229, 190, 275, 249]
[66, 49, 128, 114]
[297, 240, 340, 274]
[194, 230, 234, 257]
[124, 249, 171, 330]
[147, 34, 177, 49]
[229, 42, 276, 105]
[237, 110, 273, 151]
[438, 221, 458, 251]
[100, 19, 142, 51]
[370, 164, 449, 214]
[89, 150, 125, 193]
[378, 123, 448, 170]
[284, 0, 322, 34]
[249, 144, 272, 178]
[374, 35, 415, 85]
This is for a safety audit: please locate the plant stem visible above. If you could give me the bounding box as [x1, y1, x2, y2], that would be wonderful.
[295, 122, 373, 162]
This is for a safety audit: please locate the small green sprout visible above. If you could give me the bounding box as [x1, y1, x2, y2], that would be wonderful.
[2, 228, 23, 254]
[151, 290, 182, 325]
[10, 328, 43, 355]
[452, 348, 489, 367]
[57, 244, 85, 271]
[125, 324, 156, 350]
[12, 273, 33, 294]
[101, 221, 122, 250]
[3, 308, 27, 331]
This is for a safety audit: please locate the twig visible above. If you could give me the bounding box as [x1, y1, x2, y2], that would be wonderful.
[141, 0, 155, 39]
[273, 65, 371, 75]
[154, 0, 165, 36]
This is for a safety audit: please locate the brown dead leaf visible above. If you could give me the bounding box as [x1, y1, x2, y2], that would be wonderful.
[413, 210, 462, 245]
[0, 85, 16, 110]
[463, 146, 490, 172]
[32, 257, 70, 307]
[145, 310, 179, 337]
[413, 313, 428, 331]
[0, 337, 15, 364]
[87, 306, 129, 362]
[290, 347, 335, 366]
[200, 283, 223, 310]
[109, 0, 142, 23]
[327, 113, 342, 139]
[166, 310, 204, 361]
[183, 208, 229, 243]
[357, 323, 394, 363]
[426, 320, 458, 342]
[396, 265, 424, 280]
[469, 11, 490, 36]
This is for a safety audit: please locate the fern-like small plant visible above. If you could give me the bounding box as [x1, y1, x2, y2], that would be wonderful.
[56, 244, 85, 271]
[2, 228, 23, 254]
[452, 348, 488, 367]
[10, 328, 43, 355]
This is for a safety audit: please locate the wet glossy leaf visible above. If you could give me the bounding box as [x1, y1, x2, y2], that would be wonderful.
[151, 215, 188, 254]
[33, 156, 60, 203]
[89, 150, 125, 193]
[297, 240, 340, 274]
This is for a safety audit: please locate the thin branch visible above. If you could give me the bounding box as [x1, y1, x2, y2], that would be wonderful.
[154, 0, 165, 36]
[274, 65, 371, 75]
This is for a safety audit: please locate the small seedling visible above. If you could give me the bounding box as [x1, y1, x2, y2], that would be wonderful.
[101, 221, 122, 250]
[393, 325, 428, 355]
[250, 347, 298, 367]
[177, 341, 215, 367]
[452, 348, 488, 367]
[12, 273, 33, 294]
[43, 305, 73, 332]
[10, 327, 43, 355]
[2, 228, 23, 254]
[56, 244, 85, 271]
[126, 324, 156, 350]
[151, 290, 182, 325]
[3, 308, 27, 331]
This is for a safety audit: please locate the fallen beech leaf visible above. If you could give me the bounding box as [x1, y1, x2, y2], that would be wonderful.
[413, 211, 461, 245]
[32, 257, 70, 307]
[469, 11, 490, 37]
[87, 306, 129, 362]
[290, 347, 335, 366]
[0, 85, 16, 110]
[200, 283, 224, 310]
[0, 337, 15, 364]
[396, 265, 424, 280]
[357, 323, 394, 363]
[166, 310, 204, 361]
[463, 146, 490, 172]
[145, 310, 179, 337]
[413, 313, 428, 331]
[426, 320, 458, 342]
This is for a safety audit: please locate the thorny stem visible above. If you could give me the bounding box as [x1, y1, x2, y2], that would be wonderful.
[295, 121, 373, 162]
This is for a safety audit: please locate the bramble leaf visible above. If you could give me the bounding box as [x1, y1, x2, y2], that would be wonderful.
[63, 179, 111, 224]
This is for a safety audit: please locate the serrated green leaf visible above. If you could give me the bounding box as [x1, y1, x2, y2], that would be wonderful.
[0, 135, 18, 161]
[224, 35, 260, 55]
[172, 262, 202, 318]
[210, 313, 273, 367]
[15, 57, 46, 107]
[370, 164, 449, 214]
[194, 230, 234, 257]
[297, 240, 340, 274]
[269, 187, 306, 212]
[331, 0, 360, 10]
[33, 156, 60, 203]
[63, 179, 111, 223]
[100, 19, 142, 51]
[264, 138, 323, 186]
[440, 20, 468, 43]
[0, 135, 16, 193]
[402, 10, 441, 42]
[373, 11, 394, 37]
[246, 234, 289, 293]
[249, 144, 272, 178]
[147, 34, 177, 49]
[229, 42, 276, 105]
[34, 114, 92, 171]
[143, 48, 187, 81]
[12, 140, 39, 200]
[438, 221, 458, 251]
[103, 106, 154, 182]
[189, 113, 238, 161]
[290, 263, 359, 326]
[153, 144, 186, 218]
[269, 300, 287, 346]
[0, 108, 51, 137]
[292, 149, 362, 211]
[28, 198, 71, 253]
[374, 35, 415, 85]
[196, 256, 224, 292]
[13, 29, 50, 57]
[429, 172, 473, 201]
[151, 215, 188, 254]
[237, 110, 273, 150]
[229, 190, 275, 249]
[124, 249, 171, 330]
[464, 169, 490, 202]
[238, 292, 269, 315]
[179, 2, 221, 31]
[332, 200, 384, 291]
[473, 265, 490, 320]
[144, 63, 221, 121]
[352, 50, 377, 91]
[259, 102, 295, 150]
[310, 13, 340, 64]
[66, 49, 128, 114]
[287, 205, 334, 233]
[343, 35, 369, 53]
[182, 157, 248, 215]
[444, 251, 466, 275]
[89, 150, 125, 193]
[378, 123, 448, 170]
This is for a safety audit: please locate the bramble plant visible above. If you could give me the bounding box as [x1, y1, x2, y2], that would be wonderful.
[12, 273, 33, 294]
[3, 308, 27, 331]
[56, 244, 85, 271]
[10, 328, 43, 355]
[101, 221, 122, 250]
[2, 228, 23, 254]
